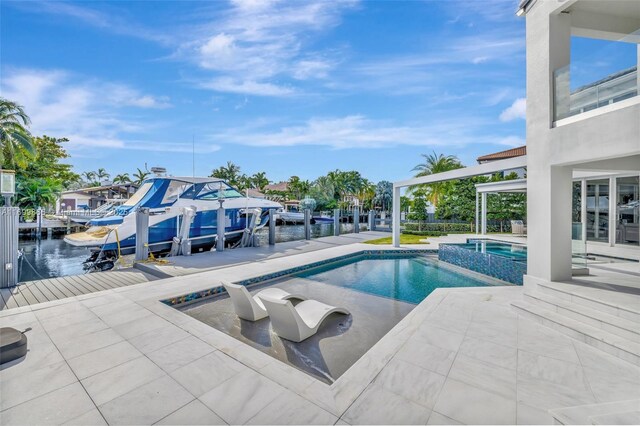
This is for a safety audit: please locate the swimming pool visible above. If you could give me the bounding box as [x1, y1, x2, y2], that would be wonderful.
[296, 253, 497, 304]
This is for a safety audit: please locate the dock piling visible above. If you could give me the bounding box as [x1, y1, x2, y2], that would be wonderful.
[304, 209, 311, 240]
[0, 207, 19, 288]
[135, 207, 150, 261]
[333, 209, 340, 236]
[268, 208, 276, 245]
[216, 205, 225, 252]
[368, 210, 376, 231]
[354, 207, 360, 233]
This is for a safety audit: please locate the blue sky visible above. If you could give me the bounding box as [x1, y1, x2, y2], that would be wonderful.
[1, 1, 635, 184]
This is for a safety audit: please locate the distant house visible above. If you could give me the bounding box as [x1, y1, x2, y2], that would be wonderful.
[263, 181, 289, 193]
[57, 183, 138, 212]
[477, 146, 527, 178]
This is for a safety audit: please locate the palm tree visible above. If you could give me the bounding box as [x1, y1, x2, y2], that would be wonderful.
[95, 168, 110, 182]
[211, 161, 242, 187]
[410, 152, 463, 206]
[0, 98, 35, 167]
[373, 181, 393, 211]
[81, 171, 96, 185]
[251, 172, 269, 191]
[133, 168, 150, 185]
[112, 173, 131, 184]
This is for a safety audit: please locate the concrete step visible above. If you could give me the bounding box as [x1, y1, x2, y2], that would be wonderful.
[523, 292, 640, 343]
[549, 399, 640, 425]
[533, 281, 640, 324]
[511, 300, 640, 366]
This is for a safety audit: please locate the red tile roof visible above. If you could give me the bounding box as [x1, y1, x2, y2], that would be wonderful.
[477, 146, 526, 163]
[264, 181, 289, 192]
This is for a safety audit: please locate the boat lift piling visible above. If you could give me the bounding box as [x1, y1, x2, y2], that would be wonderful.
[216, 203, 225, 252]
[268, 208, 276, 245]
[135, 207, 150, 261]
[304, 209, 311, 240]
[368, 210, 376, 231]
[353, 206, 360, 233]
[0, 207, 20, 288]
[333, 209, 340, 236]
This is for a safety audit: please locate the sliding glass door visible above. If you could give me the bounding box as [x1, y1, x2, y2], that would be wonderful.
[616, 176, 639, 246]
[586, 179, 609, 242]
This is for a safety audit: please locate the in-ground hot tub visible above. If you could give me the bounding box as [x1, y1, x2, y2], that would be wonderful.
[438, 239, 527, 285]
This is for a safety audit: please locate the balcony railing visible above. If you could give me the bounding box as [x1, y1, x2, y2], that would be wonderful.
[554, 66, 638, 121]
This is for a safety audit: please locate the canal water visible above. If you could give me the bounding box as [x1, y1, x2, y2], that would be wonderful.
[18, 223, 369, 282]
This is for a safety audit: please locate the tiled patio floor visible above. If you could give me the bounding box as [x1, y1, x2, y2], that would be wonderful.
[0, 243, 638, 425]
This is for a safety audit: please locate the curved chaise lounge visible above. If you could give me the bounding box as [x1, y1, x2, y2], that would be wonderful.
[259, 296, 351, 342]
[222, 281, 307, 321]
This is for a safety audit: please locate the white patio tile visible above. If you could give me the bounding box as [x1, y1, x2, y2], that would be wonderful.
[341, 384, 432, 425]
[516, 402, 554, 425]
[146, 334, 215, 372]
[0, 382, 95, 425]
[447, 353, 516, 400]
[0, 339, 64, 381]
[81, 356, 165, 406]
[127, 323, 191, 354]
[170, 351, 245, 397]
[432, 378, 516, 425]
[246, 389, 338, 425]
[98, 376, 194, 425]
[457, 335, 517, 370]
[67, 340, 142, 380]
[517, 350, 592, 392]
[411, 323, 465, 352]
[155, 399, 226, 425]
[516, 375, 596, 412]
[112, 314, 170, 339]
[0, 360, 77, 411]
[517, 318, 580, 364]
[63, 409, 107, 425]
[374, 357, 446, 409]
[395, 338, 456, 376]
[199, 370, 285, 425]
[426, 411, 462, 425]
[54, 328, 124, 359]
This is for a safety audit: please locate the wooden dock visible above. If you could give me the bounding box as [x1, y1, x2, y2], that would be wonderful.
[0, 268, 159, 311]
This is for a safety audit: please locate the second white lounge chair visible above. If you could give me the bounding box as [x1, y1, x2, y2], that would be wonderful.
[222, 281, 306, 321]
[259, 296, 351, 342]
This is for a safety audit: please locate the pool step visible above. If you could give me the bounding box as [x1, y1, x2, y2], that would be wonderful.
[528, 280, 640, 324]
[549, 399, 640, 425]
[522, 292, 640, 343]
[511, 300, 640, 366]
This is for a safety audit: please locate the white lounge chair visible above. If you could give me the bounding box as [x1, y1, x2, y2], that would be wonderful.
[259, 296, 350, 342]
[222, 281, 306, 321]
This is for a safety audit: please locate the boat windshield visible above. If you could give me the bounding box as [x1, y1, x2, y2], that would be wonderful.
[181, 181, 243, 200]
[122, 182, 153, 207]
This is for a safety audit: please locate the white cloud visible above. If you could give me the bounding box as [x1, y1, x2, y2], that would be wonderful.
[208, 114, 506, 149]
[0, 68, 171, 150]
[201, 78, 294, 97]
[495, 135, 525, 147]
[499, 98, 526, 122]
[178, 0, 357, 96]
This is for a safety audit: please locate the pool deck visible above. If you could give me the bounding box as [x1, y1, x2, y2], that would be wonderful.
[0, 231, 390, 311]
[0, 241, 638, 425]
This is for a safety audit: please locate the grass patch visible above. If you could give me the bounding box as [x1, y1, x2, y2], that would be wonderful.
[364, 234, 428, 245]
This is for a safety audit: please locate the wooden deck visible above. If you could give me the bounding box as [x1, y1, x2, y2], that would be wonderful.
[0, 269, 159, 311]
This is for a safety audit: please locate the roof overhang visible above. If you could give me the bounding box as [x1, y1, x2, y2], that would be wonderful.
[394, 155, 527, 189]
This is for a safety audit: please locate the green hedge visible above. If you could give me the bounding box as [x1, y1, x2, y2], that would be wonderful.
[403, 222, 473, 233]
[402, 230, 447, 237]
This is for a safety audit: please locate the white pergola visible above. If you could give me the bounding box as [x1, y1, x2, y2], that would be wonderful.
[475, 178, 527, 235]
[392, 155, 528, 247]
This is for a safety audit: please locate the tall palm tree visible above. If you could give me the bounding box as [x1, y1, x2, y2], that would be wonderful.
[211, 161, 242, 187]
[112, 173, 131, 184]
[410, 152, 463, 206]
[95, 168, 110, 182]
[133, 168, 150, 185]
[81, 171, 96, 184]
[0, 98, 35, 167]
[251, 172, 269, 191]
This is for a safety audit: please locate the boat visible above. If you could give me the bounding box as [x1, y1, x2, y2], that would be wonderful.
[275, 201, 307, 224]
[64, 176, 282, 270]
[59, 200, 125, 224]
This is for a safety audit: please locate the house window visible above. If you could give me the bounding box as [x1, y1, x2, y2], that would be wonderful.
[586, 179, 609, 243]
[616, 176, 639, 246]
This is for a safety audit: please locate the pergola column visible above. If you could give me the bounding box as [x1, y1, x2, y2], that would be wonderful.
[392, 186, 401, 247]
[475, 191, 480, 234]
[481, 192, 487, 235]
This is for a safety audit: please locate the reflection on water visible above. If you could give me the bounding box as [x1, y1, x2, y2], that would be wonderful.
[18, 236, 92, 282]
[18, 223, 369, 282]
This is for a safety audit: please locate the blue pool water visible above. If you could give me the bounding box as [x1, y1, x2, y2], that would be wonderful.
[296, 254, 498, 304]
[463, 239, 527, 261]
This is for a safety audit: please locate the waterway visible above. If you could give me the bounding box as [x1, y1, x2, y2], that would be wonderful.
[18, 223, 370, 282]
